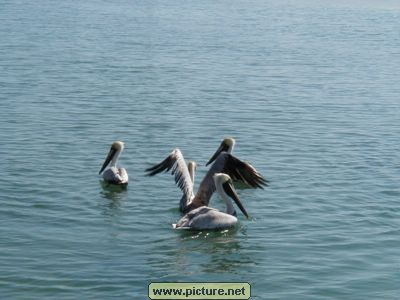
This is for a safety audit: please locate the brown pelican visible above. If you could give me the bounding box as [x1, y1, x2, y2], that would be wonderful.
[206, 137, 265, 188]
[145, 148, 267, 213]
[99, 141, 128, 185]
[173, 173, 248, 230]
[206, 137, 235, 166]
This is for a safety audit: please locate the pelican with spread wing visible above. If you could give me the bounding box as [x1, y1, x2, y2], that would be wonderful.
[145, 147, 267, 213]
[206, 137, 266, 188]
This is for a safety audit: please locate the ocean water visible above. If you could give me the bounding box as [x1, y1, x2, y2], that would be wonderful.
[1, 0, 399, 299]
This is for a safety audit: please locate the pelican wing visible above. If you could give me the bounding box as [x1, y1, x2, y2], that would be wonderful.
[118, 168, 129, 184]
[187, 153, 268, 211]
[174, 206, 237, 230]
[223, 155, 268, 188]
[146, 149, 194, 210]
[173, 206, 212, 229]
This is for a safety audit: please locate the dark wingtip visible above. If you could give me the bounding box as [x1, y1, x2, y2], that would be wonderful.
[144, 165, 157, 176]
[144, 153, 175, 177]
[260, 176, 270, 187]
[145, 164, 165, 176]
[145, 164, 158, 175]
[257, 177, 269, 188]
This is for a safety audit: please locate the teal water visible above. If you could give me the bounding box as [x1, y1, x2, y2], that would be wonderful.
[1, 0, 400, 299]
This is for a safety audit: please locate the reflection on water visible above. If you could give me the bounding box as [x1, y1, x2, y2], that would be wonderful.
[99, 180, 129, 216]
[99, 180, 128, 194]
[147, 225, 256, 279]
[197, 229, 255, 275]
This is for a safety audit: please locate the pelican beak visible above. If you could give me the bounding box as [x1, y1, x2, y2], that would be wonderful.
[222, 180, 249, 218]
[99, 146, 117, 174]
[206, 141, 230, 166]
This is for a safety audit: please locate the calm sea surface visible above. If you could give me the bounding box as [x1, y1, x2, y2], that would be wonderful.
[1, 0, 399, 299]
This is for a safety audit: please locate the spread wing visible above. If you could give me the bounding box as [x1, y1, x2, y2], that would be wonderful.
[145, 149, 194, 211]
[223, 154, 268, 188]
[188, 153, 268, 211]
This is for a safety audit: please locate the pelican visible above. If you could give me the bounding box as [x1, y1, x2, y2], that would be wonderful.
[206, 137, 235, 166]
[173, 173, 248, 230]
[99, 141, 128, 185]
[206, 137, 265, 187]
[145, 148, 267, 213]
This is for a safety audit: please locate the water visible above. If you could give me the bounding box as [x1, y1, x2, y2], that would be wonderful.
[1, 0, 399, 299]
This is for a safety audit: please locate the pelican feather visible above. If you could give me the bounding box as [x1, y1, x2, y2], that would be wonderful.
[146, 149, 194, 211]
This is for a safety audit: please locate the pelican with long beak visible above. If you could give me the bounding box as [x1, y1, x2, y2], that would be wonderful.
[173, 173, 248, 230]
[99, 141, 128, 185]
[206, 137, 235, 166]
[145, 148, 267, 213]
[206, 137, 265, 188]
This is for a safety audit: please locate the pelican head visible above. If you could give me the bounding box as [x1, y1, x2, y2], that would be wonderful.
[187, 160, 197, 183]
[213, 173, 249, 218]
[187, 161, 197, 172]
[99, 141, 124, 174]
[206, 137, 236, 166]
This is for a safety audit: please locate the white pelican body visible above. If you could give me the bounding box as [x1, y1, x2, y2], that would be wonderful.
[173, 173, 248, 230]
[99, 141, 128, 185]
[145, 147, 267, 213]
